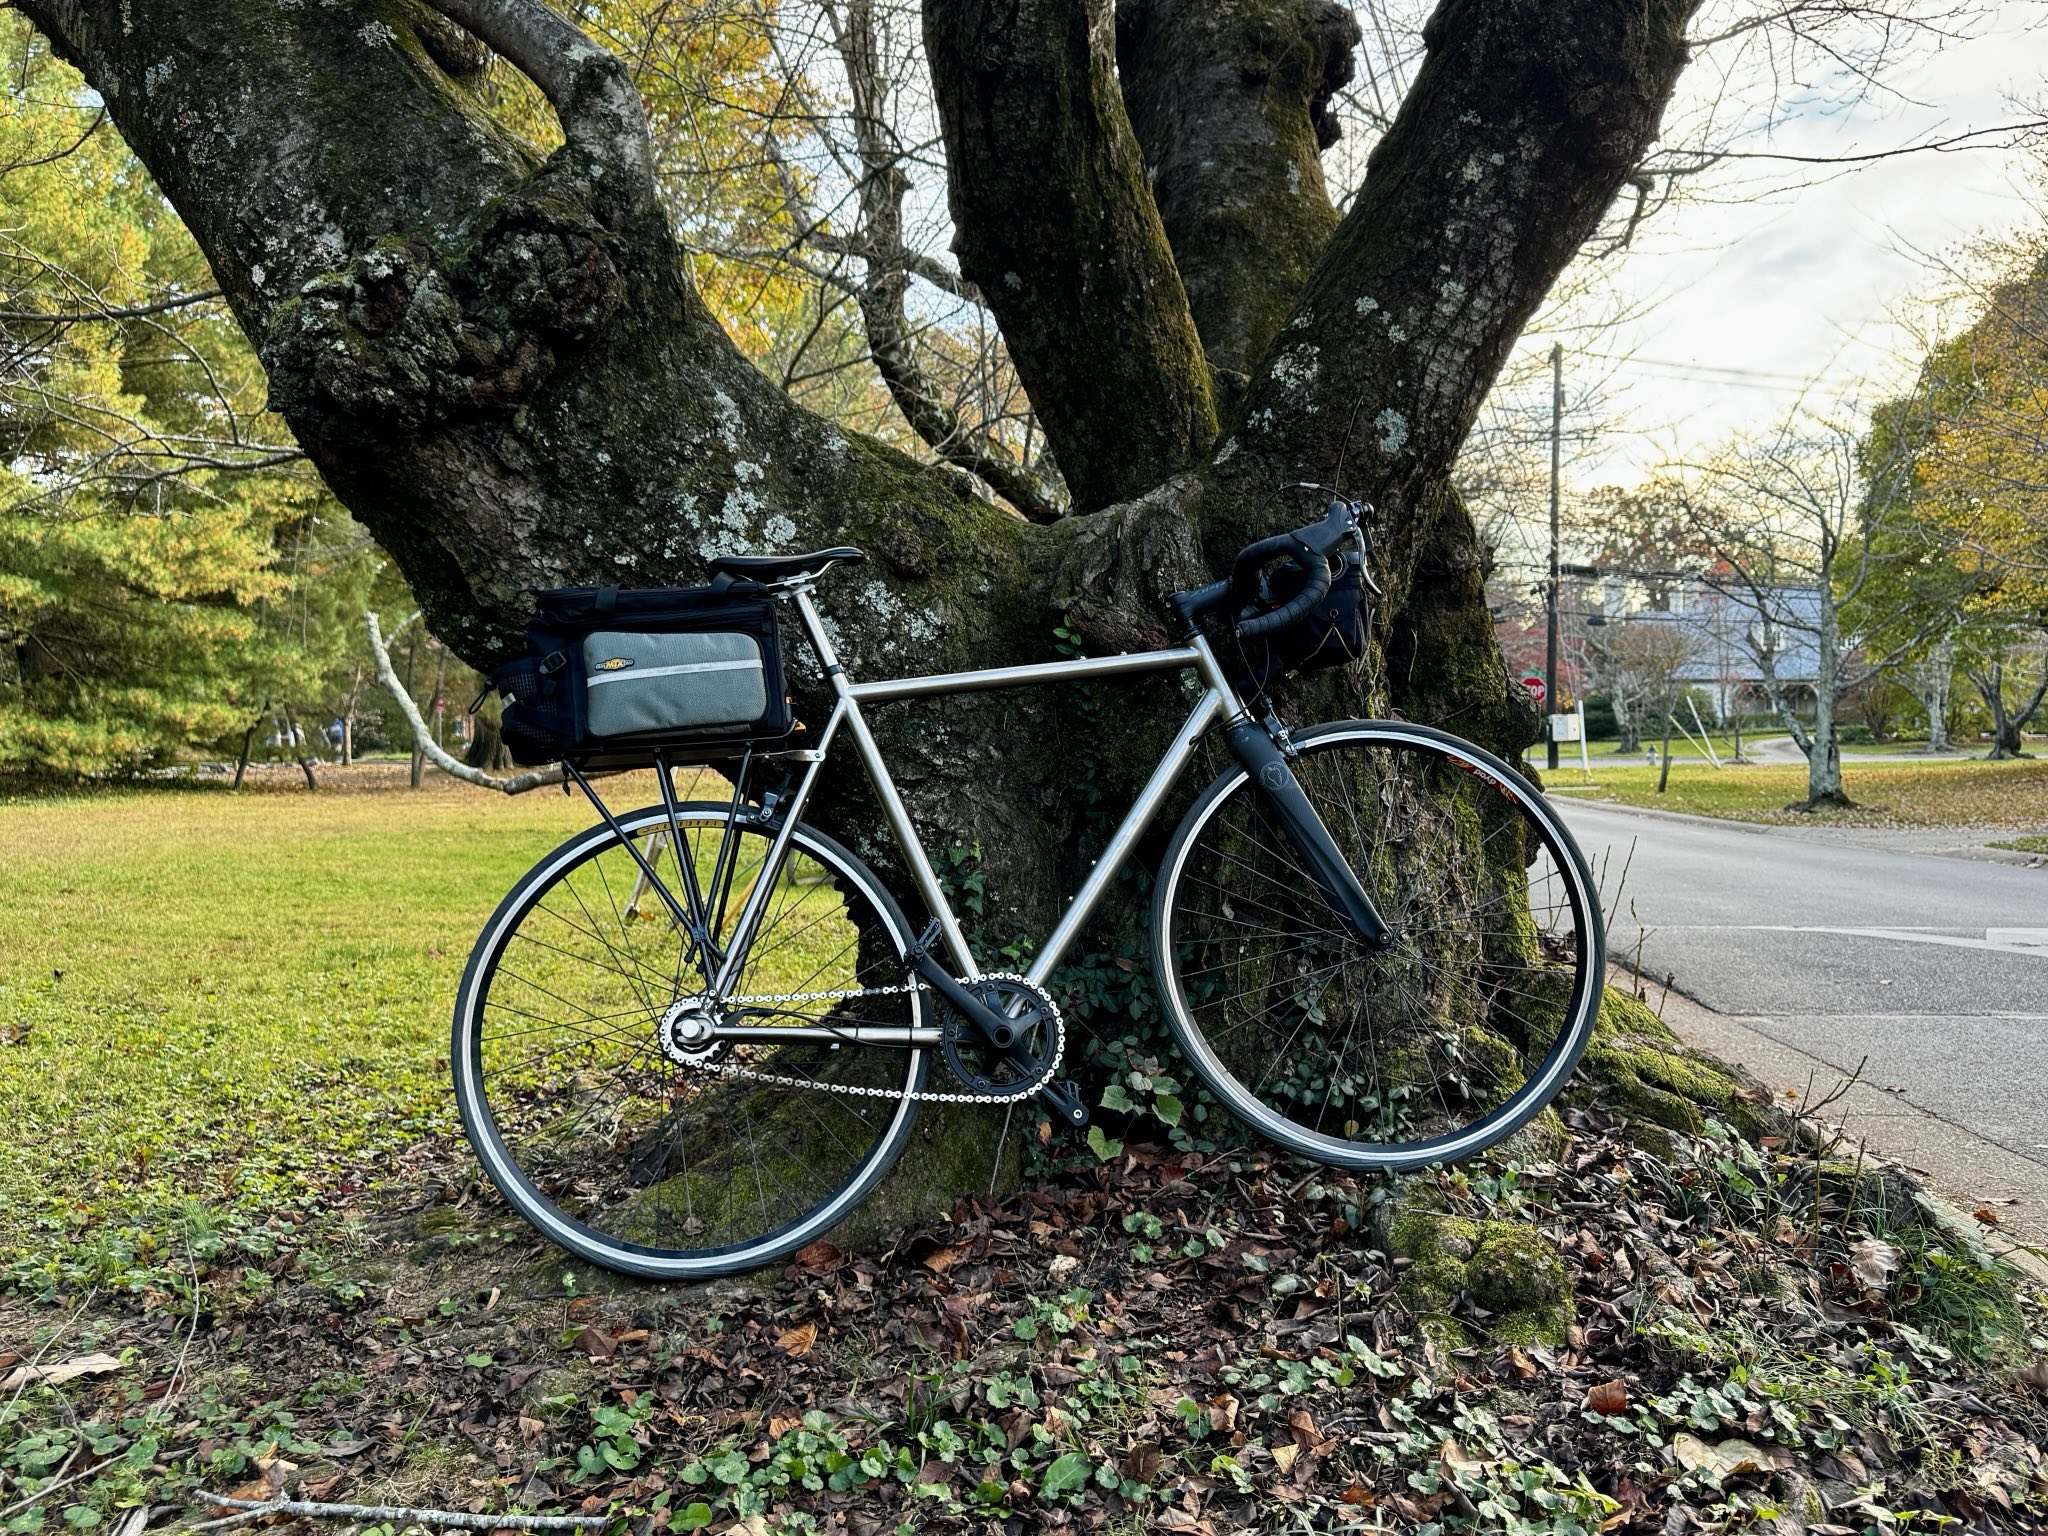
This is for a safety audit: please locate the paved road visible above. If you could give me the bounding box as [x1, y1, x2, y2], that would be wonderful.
[1556, 801, 2048, 1167]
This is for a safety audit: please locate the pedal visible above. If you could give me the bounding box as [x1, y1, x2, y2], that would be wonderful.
[1037, 1078, 1090, 1129]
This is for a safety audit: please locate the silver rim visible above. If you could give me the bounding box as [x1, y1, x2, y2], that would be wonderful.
[1154, 721, 1603, 1171]
[453, 807, 925, 1278]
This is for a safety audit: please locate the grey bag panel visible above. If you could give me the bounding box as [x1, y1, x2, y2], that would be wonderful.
[581, 629, 768, 739]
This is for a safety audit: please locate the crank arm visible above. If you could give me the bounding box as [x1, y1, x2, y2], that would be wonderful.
[1035, 1078, 1090, 1129]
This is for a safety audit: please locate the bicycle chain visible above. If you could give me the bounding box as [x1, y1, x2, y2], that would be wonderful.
[691, 971, 1064, 1105]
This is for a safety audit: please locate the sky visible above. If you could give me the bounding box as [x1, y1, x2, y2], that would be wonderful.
[1547, 1, 2048, 488]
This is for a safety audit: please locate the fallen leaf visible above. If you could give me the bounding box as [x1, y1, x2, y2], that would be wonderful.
[1584, 1379, 1628, 1415]
[775, 1322, 818, 1356]
[1209, 1394, 1240, 1434]
[1973, 1208, 2000, 1226]
[768, 1415, 803, 1437]
[1270, 1444, 1300, 1473]
[920, 1245, 970, 1275]
[1847, 1237, 1903, 1295]
[792, 1240, 843, 1271]
[0, 1352, 123, 1391]
[1504, 1345, 1538, 1381]
[573, 1326, 616, 1360]
[1339, 1483, 1375, 1507]
[1674, 1433, 1772, 1482]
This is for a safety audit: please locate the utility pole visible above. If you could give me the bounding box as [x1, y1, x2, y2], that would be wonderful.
[1546, 343, 1563, 771]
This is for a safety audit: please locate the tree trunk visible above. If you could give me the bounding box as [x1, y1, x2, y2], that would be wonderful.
[279, 705, 319, 791]
[1655, 709, 1674, 793]
[18, 0, 1699, 1244]
[232, 713, 261, 790]
[1914, 638, 1952, 752]
[1807, 697, 1846, 807]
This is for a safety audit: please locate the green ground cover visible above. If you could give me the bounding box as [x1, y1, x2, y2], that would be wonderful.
[0, 770, 654, 1299]
[1550, 755, 2048, 828]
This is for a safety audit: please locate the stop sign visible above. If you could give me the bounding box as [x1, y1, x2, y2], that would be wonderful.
[1520, 672, 1547, 704]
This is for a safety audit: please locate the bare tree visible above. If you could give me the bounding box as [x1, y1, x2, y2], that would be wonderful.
[1587, 616, 1690, 759]
[1667, 415, 1935, 806]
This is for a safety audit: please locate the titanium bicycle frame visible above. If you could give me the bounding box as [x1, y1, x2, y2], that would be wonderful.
[565, 571, 1390, 1121]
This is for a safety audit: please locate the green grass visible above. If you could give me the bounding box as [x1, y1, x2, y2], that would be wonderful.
[1988, 833, 2048, 855]
[1553, 755, 2048, 828]
[0, 771, 662, 1300]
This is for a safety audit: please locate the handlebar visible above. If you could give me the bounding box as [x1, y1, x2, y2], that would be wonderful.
[1168, 500, 1370, 637]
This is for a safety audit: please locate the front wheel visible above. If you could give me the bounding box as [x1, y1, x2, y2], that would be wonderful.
[1152, 720, 1604, 1171]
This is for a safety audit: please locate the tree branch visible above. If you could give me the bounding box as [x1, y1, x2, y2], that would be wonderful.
[923, 0, 1217, 511]
[417, 0, 655, 190]
[366, 613, 563, 795]
[825, 0, 1065, 522]
[1115, 0, 1361, 382]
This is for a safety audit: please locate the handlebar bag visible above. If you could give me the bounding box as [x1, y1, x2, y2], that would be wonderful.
[490, 584, 794, 767]
[1235, 551, 1369, 693]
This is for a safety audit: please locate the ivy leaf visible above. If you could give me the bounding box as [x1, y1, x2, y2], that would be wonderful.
[674, 1503, 714, 1532]
[1039, 1451, 1092, 1497]
[1086, 1126, 1124, 1162]
[1153, 1094, 1183, 1127]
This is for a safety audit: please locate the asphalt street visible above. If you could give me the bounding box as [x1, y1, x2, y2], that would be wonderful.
[1556, 800, 2048, 1168]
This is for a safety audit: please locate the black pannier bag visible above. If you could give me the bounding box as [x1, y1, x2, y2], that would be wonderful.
[1233, 549, 1370, 696]
[490, 583, 795, 768]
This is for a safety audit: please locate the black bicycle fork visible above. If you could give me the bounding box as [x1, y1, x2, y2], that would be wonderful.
[1221, 717, 1394, 948]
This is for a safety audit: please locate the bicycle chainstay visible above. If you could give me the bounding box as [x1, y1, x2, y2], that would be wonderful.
[691, 971, 1065, 1105]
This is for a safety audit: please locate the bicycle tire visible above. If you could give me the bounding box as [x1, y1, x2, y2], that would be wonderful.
[1151, 720, 1604, 1171]
[453, 803, 928, 1278]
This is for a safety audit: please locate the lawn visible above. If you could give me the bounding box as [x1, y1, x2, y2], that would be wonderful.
[0, 768, 650, 1299]
[1549, 754, 2048, 828]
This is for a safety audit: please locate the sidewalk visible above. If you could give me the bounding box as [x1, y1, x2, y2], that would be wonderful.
[1641, 978, 2048, 1285]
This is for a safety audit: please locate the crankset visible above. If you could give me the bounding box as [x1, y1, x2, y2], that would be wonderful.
[940, 974, 1060, 1099]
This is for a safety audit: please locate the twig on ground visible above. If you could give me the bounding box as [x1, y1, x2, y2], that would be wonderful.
[0, 1448, 82, 1519]
[193, 1492, 607, 1530]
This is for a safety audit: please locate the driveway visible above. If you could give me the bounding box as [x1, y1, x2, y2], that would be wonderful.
[1556, 800, 2048, 1169]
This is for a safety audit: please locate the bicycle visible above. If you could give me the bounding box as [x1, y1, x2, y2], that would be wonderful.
[453, 501, 1605, 1277]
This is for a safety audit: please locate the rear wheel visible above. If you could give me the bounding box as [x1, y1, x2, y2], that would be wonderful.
[453, 804, 927, 1278]
[1152, 721, 1603, 1171]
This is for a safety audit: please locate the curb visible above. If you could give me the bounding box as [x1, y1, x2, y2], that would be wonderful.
[1635, 977, 2048, 1287]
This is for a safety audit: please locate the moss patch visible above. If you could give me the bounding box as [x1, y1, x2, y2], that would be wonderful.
[1389, 1207, 1572, 1350]
[1569, 989, 1779, 1151]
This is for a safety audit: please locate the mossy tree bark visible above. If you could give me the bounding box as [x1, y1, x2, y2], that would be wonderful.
[23, 0, 1695, 1239]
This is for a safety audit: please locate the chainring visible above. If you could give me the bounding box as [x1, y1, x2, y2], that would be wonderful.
[939, 973, 1062, 1099]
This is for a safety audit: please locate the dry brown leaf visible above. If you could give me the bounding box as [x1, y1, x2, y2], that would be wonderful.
[1847, 1237, 1903, 1295]
[1270, 1443, 1300, 1473]
[920, 1245, 970, 1275]
[774, 1322, 818, 1356]
[0, 1352, 123, 1392]
[1208, 1393, 1240, 1434]
[1339, 1482, 1376, 1507]
[792, 1240, 842, 1271]
[1584, 1379, 1629, 1415]
[1504, 1345, 1538, 1380]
